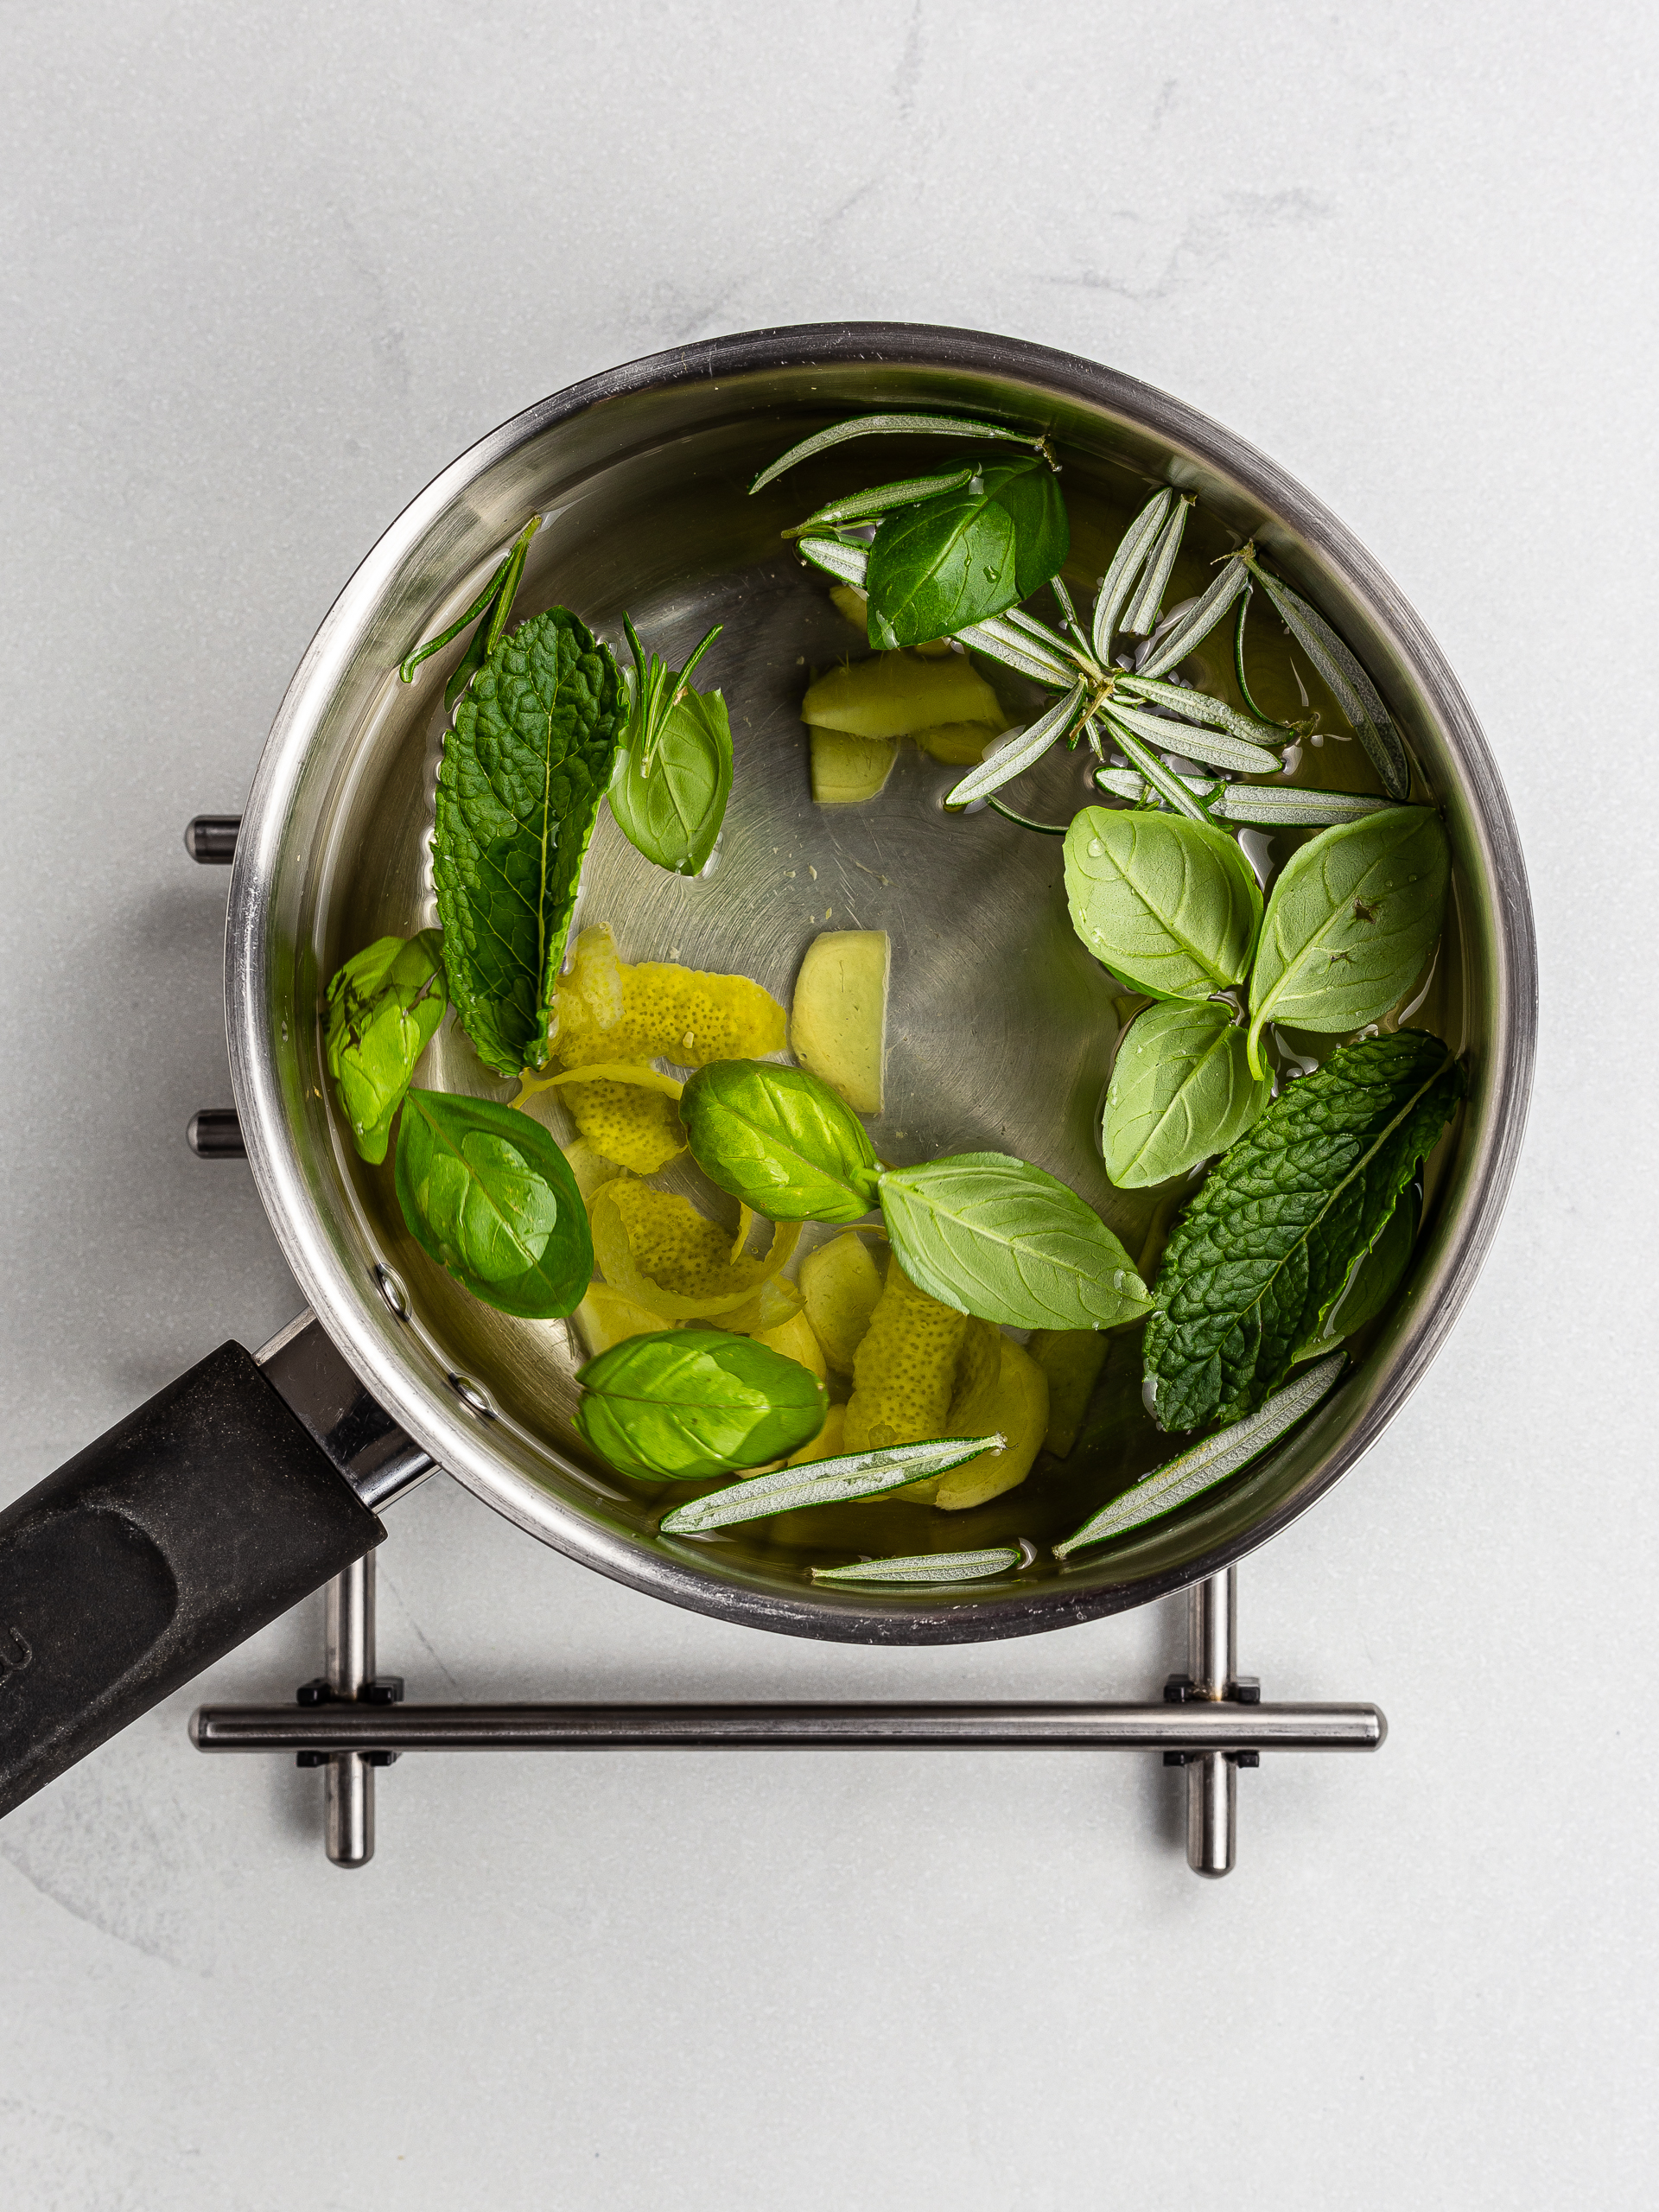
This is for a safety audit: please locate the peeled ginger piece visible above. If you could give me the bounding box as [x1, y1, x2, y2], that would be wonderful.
[753, 1310, 828, 1382]
[552, 925, 785, 1070]
[800, 1231, 885, 1372]
[786, 1402, 847, 1467]
[810, 728, 897, 804]
[935, 1333, 1048, 1511]
[572, 1281, 671, 1361]
[801, 651, 1000, 739]
[1027, 1329, 1109, 1458]
[842, 1263, 968, 1452]
[913, 721, 1001, 767]
[791, 931, 889, 1114]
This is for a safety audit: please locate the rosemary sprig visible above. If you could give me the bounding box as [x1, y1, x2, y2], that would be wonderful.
[1122, 493, 1193, 636]
[944, 683, 1087, 809]
[661, 1434, 1005, 1534]
[1092, 488, 1174, 658]
[751, 412, 1050, 494]
[621, 618, 723, 778]
[810, 1546, 1025, 1585]
[399, 515, 541, 711]
[1240, 556, 1410, 799]
[784, 468, 975, 537]
[1094, 766, 1392, 826]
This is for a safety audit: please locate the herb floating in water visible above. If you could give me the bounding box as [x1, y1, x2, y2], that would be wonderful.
[810, 1546, 1027, 1586]
[1143, 1033, 1463, 1432]
[399, 515, 541, 715]
[325, 930, 448, 1163]
[1063, 808, 1263, 1001]
[575, 1330, 827, 1484]
[393, 1089, 592, 1319]
[1102, 1001, 1272, 1191]
[659, 1434, 1006, 1535]
[679, 1061, 882, 1224]
[607, 618, 731, 876]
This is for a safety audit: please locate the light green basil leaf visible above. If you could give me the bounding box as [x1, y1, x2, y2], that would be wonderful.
[394, 1088, 592, 1319]
[433, 607, 625, 1077]
[865, 459, 1069, 649]
[1103, 697, 1279, 777]
[878, 1151, 1150, 1331]
[1091, 489, 1175, 658]
[1143, 1032, 1461, 1429]
[576, 1329, 827, 1484]
[751, 412, 1046, 494]
[1064, 806, 1264, 999]
[810, 1546, 1025, 1585]
[661, 1433, 1003, 1533]
[325, 930, 448, 1164]
[609, 683, 733, 876]
[1103, 1001, 1271, 1189]
[1242, 560, 1410, 798]
[680, 1060, 880, 1224]
[1053, 1355, 1345, 1556]
[1295, 1182, 1420, 1357]
[1247, 807, 1449, 1072]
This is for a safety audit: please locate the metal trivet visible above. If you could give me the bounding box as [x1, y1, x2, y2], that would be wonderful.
[181, 818, 1385, 1878]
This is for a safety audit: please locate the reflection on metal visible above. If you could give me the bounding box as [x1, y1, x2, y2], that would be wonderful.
[193, 1561, 1383, 1877]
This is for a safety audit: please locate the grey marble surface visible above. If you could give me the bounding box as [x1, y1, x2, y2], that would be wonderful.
[2, 3, 1654, 2206]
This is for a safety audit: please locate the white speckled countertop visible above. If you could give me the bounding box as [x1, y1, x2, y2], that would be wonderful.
[2, 4, 1654, 2205]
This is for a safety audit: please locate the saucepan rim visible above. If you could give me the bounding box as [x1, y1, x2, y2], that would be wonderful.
[225, 321, 1536, 1645]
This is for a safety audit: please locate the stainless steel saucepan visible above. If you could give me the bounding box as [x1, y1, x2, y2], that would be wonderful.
[0, 324, 1536, 1821]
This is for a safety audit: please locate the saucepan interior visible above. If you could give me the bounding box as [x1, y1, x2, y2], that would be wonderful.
[226, 325, 1534, 1646]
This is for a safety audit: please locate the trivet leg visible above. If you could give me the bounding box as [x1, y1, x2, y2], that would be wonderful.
[1186, 1570, 1236, 1878]
[324, 1555, 374, 1868]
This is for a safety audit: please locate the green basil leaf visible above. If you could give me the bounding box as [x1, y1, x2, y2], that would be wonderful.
[576, 1329, 827, 1483]
[1143, 1032, 1462, 1430]
[864, 458, 1069, 649]
[433, 607, 625, 1076]
[680, 1060, 880, 1224]
[1091, 489, 1175, 658]
[751, 412, 1046, 494]
[1093, 767, 1393, 828]
[608, 683, 733, 877]
[1054, 1355, 1345, 1556]
[1064, 806, 1264, 999]
[877, 1152, 1150, 1331]
[324, 930, 448, 1164]
[1103, 1001, 1272, 1189]
[660, 1433, 1003, 1532]
[1247, 808, 1449, 1071]
[1241, 560, 1411, 798]
[394, 1088, 593, 1319]
[810, 1546, 1025, 1584]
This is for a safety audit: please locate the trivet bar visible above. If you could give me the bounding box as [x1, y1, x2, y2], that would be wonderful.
[193, 1698, 1382, 1754]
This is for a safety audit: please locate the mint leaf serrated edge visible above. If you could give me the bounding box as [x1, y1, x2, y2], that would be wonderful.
[1143, 1032, 1462, 1430]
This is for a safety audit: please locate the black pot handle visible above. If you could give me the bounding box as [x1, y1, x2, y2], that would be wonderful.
[0, 1338, 391, 1819]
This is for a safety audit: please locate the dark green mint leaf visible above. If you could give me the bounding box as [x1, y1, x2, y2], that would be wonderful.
[750, 412, 1046, 494]
[865, 459, 1069, 649]
[1294, 1182, 1420, 1357]
[660, 1433, 1003, 1531]
[1247, 808, 1449, 1072]
[680, 1060, 880, 1224]
[1103, 1001, 1271, 1189]
[576, 1329, 827, 1483]
[1064, 806, 1264, 999]
[609, 684, 733, 877]
[1143, 1032, 1462, 1430]
[394, 1088, 593, 1319]
[878, 1152, 1150, 1331]
[432, 607, 624, 1076]
[324, 930, 448, 1164]
[1054, 1355, 1345, 1555]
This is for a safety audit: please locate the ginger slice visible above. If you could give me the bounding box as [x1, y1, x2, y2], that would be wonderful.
[801, 651, 1000, 739]
[913, 721, 1001, 766]
[842, 1263, 967, 1452]
[800, 1230, 886, 1373]
[810, 728, 897, 804]
[552, 925, 785, 1070]
[791, 931, 889, 1114]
